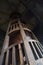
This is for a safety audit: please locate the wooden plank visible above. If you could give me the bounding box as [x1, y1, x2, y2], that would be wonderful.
[5, 50, 9, 65]
[0, 22, 10, 65]
[12, 47, 16, 65]
[18, 44, 24, 65]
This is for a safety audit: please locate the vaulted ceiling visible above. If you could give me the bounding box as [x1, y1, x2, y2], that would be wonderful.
[0, 0, 43, 32]
[0, 0, 43, 46]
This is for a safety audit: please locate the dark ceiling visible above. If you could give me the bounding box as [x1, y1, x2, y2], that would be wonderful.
[0, 0, 43, 31]
[0, 0, 43, 48]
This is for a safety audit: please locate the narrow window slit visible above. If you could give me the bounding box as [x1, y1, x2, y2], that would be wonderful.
[8, 48, 12, 65]
[12, 25, 13, 30]
[29, 42, 38, 60]
[15, 45, 20, 65]
[32, 42, 42, 58]
[21, 43, 30, 65]
[36, 42, 43, 54]
[15, 24, 16, 28]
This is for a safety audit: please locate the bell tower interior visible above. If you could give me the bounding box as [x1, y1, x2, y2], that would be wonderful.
[0, 13, 43, 65]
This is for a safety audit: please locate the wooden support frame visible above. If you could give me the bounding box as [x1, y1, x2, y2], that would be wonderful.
[5, 50, 9, 65]
[0, 21, 11, 65]
[0, 18, 43, 65]
[18, 44, 24, 65]
[18, 20, 36, 65]
[12, 46, 16, 65]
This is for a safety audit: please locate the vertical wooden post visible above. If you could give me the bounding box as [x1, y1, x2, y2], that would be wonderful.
[5, 50, 9, 65]
[18, 44, 24, 65]
[12, 46, 16, 65]
[1, 21, 11, 53]
[18, 20, 36, 65]
[0, 22, 11, 65]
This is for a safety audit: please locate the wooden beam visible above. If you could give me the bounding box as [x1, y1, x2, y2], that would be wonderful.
[5, 50, 9, 65]
[18, 44, 24, 65]
[12, 46, 16, 65]
[18, 20, 36, 65]
[0, 21, 10, 65]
